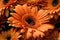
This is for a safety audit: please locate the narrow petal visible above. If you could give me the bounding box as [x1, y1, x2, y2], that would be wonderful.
[31, 6, 38, 15]
[37, 10, 49, 19]
[33, 29, 44, 38]
[10, 13, 21, 21]
[15, 5, 24, 16]
[37, 24, 54, 32]
[23, 4, 31, 14]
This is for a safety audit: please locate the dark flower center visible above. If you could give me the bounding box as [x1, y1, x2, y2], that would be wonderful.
[55, 22, 60, 28]
[3, 0, 9, 4]
[52, 0, 59, 6]
[26, 18, 35, 26]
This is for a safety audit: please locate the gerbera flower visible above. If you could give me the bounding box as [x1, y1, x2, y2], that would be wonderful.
[0, 28, 20, 40]
[8, 4, 54, 39]
[41, 0, 60, 13]
[49, 12, 60, 30]
[0, 0, 17, 9]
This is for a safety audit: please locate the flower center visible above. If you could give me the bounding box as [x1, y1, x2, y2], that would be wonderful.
[52, 0, 59, 7]
[25, 17, 35, 26]
[3, 0, 9, 4]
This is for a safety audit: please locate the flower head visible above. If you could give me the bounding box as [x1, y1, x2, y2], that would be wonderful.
[0, 0, 17, 9]
[41, 0, 60, 13]
[0, 28, 20, 40]
[8, 4, 54, 39]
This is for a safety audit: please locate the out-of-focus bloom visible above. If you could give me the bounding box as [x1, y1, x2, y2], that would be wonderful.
[0, 28, 20, 40]
[0, 0, 16, 28]
[0, 0, 16, 31]
[0, 0, 17, 9]
[41, 0, 60, 13]
[0, 0, 16, 18]
[48, 11, 60, 20]
[49, 12, 60, 29]
[8, 4, 54, 39]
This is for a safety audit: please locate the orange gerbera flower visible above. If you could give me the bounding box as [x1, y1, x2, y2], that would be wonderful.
[0, 28, 20, 40]
[8, 4, 54, 39]
[0, 0, 17, 9]
[41, 0, 60, 13]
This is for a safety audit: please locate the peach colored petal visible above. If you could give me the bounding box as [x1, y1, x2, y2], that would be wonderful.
[37, 24, 54, 32]
[15, 5, 24, 16]
[23, 4, 31, 14]
[31, 6, 38, 15]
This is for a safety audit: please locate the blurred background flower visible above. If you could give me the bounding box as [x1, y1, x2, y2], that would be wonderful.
[0, 28, 20, 40]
